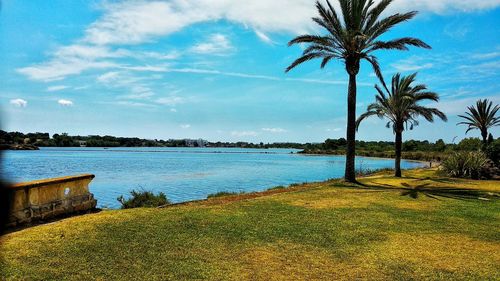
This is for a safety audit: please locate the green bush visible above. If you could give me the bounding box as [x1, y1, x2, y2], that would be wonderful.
[117, 189, 170, 209]
[486, 139, 500, 165]
[207, 191, 243, 198]
[457, 138, 482, 151]
[441, 151, 489, 179]
[356, 167, 393, 176]
[267, 185, 287, 191]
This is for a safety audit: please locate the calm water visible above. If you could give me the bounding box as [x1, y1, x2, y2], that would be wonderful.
[2, 147, 424, 208]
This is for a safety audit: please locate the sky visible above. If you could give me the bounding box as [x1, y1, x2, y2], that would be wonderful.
[0, 0, 499, 143]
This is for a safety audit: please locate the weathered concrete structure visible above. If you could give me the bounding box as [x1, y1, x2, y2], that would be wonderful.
[8, 174, 97, 227]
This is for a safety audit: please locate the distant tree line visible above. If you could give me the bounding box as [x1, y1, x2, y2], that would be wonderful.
[0, 130, 492, 153]
[0, 131, 309, 149]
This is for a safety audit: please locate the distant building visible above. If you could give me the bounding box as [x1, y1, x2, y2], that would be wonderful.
[184, 139, 208, 147]
[78, 140, 87, 147]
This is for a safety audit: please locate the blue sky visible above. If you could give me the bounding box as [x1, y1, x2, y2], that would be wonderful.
[1, 0, 499, 143]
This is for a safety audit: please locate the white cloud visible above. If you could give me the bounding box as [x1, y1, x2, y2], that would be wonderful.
[114, 101, 156, 108]
[82, 0, 500, 47]
[17, 0, 500, 82]
[55, 44, 128, 59]
[443, 22, 470, 39]
[170, 108, 177, 112]
[438, 95, 500, 114]
[47, 85, 69, 92]
[137, 51, 180, 60]
[262, 127, 287, 133]
[131, 66, 371, 86]
[121, 65, 168, 72]
[391, 61, 434, 72]
[156, 96, 185, 106]
[231, 130, 259, 137]
[470, 52, 500, 60]
[180, 124, 191, 129]
[398, 0, 500, 14]
[10, 98, 27, 107]
[58, 99, 74, 106]
[190, 34, 234, 55]
[123, 87, 155, 99]
[17, 58, 118, 82]
[17, 44, 173, 82]
[255, 30, 274, 44]
[97, 71, 120, 83]
[82, 1, 314, 46]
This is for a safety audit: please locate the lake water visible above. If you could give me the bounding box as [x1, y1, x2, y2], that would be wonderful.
[2, 147, 425, 208]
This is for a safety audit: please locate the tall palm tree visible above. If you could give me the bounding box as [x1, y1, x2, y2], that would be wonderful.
[356, 73, 447, 177]
[285, 0, 430, 182]
[458, 99, 500, 146]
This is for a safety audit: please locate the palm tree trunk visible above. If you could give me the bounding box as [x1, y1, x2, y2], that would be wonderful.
[345, 74, 357, 182]
[395, 130, 402, 177]
[481, 129, 488, 149]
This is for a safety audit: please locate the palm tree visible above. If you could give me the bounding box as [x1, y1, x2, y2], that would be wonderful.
[285, 0, 430, 182]
[458, 99, 500, 146]
[356, 73, 447, 177]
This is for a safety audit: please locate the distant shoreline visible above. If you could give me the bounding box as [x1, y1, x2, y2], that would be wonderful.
[0, 144, 39, 150]
[298, 149, 443, 163]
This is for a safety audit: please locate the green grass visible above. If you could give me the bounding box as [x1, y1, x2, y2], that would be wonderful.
[1, 169, 499, 280]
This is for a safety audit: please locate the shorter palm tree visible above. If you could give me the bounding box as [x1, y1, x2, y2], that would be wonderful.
[356, 73, 447, 177]
[458, 99, 500, 146]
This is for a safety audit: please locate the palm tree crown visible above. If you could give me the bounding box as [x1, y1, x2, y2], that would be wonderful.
[285, 0, 430, 81]
[458, 99, 500, 144]
[357, 73, 447, 133]
[356, 73, 447, 177]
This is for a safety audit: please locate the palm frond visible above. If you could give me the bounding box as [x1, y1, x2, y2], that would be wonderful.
[368, 37, 431, 52]
[285, 52, 330, 72]
[366, 11, 418, 42]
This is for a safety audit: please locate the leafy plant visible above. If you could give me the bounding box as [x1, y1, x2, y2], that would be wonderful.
[267, 185, 287, 191]
[207, 191, 244, 199]
[441, 151, 488, 179]
[356, 167, 393, 176]
[117, 189, 170, 209]
[486, 138, 500, 165]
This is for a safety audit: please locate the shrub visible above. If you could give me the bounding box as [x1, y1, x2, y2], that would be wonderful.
[267, 185, 287, 191]
[457, 138, 482, 151]
[441, 151, 489, 179]
[486, 139, 500, 165]
[117, 189, 170, 209]
[356, 167, 393, 176]
[207, 191, 243, 198]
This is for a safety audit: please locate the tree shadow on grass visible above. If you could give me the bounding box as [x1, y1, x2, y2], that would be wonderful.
[354, 180, 498, 201]
[422, 176, 474, 185]
[398, 183, 498, 201]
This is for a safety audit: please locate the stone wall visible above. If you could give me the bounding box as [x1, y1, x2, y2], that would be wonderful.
[8, 174, 97, 227]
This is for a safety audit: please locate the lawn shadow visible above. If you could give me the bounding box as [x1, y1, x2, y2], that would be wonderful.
[354, 178, 498, 201]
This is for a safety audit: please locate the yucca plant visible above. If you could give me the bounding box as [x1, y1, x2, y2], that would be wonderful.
[356, 73, 447, 177]
[285, 0, 430, 182]
[442, 151, 488, 179]
[458, 99, 500, 146]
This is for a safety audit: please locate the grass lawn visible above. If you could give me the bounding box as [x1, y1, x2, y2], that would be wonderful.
[1, 169, 499, 280]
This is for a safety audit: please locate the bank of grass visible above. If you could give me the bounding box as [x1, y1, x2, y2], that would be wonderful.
[300, 149, 448, 162]
[1, 168, 499, 280]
